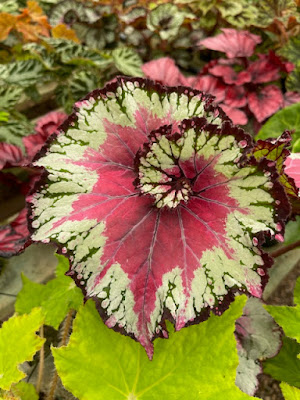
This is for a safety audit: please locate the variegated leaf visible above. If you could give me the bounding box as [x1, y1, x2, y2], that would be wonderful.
[29, 77, 290, 358]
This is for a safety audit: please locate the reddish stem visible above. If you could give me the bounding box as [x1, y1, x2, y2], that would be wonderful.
[270, 239, 300, 258]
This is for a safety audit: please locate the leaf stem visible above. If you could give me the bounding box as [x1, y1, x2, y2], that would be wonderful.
[45, 310, 74, 400]
[270, 239, 300, 258]
[36, 325, 44, 394]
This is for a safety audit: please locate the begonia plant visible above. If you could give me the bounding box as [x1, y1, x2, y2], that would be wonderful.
[28, 77, 291, 358]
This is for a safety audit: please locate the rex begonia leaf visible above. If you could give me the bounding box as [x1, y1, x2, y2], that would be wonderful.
[142, 57, 189, 87]
[265, 277, 300, 344]
[252, 133, 299, 199]
[53, 295, 258, 400]
[208, 64, 251, 86]
[256, 103, 300, 149]
[281, 383, 300, 400]
[0, 308, 44, 391]
[15, 254, 83, 329]
[0, 208, 30, 258]
[0, 382, 38, 400]
[193, 75, 226, 103]
[219, 104, 248, 125]
[112, 48, 143, 78]
[235, 297, 281, 395]
[284, 154, 300, 191]
[0, 142, 23, 169]
[29, 77, 290, 358]
[248, 85, 284, 123]
[146, 4, 185, 41]
[264, 337, 300, 388]
[198, 29, 261, 58]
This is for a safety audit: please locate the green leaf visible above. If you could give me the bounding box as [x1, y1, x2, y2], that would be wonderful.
[0, 86, 23, 111]
[112, 47, 143, 77]
[264, 337, 300, 388]
[284, 216, 300, 246]
[0, 382, 38, 400]
[15, 254, 83, 330]
[265, 277, 300, 344]
[286, 64, 300, 92]
[0, 60, 44, 88]
[256, 103, 300, 148]
[281, 382, 300, 400]
[280, 36, 300, 64]
[0, 112, 9, 123]
[293, 137, 300, 152]
[53, 295, 257, 400]
[146, 4, 185, 41]
[0, 118, 33, 149]
[0, 309, 44, 391]
[255, 0, 297, 28]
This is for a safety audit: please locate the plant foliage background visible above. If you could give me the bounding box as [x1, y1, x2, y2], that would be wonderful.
[0, 0, 300, 399]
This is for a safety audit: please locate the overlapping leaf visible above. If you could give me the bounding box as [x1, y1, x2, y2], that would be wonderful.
[0, 382, 38, 400]
[0, 308, 44, 391]
[264, 337, 300, 388]
[15, 254, 83, 329]
[29, 77, 290, 358]
[53, 296, 258, 400]
[265, 277, 300, 344]
[281, 383, 300, 400]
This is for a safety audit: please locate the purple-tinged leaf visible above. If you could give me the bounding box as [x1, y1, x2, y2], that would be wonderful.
[29, 77, 290, 358]
[199, 29, 261, 58]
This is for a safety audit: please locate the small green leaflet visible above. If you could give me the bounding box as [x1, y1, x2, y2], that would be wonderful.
[0, 86, 23, 112]
[53, 295, 258, 400]
[264, 337, 300, 388]
[112, 47, 143, 77]
[281, 383, 300, 400]
[256, 103, 300, 152]
[15, 254, 83, 330]
[0, 118, 33, 149]
[0, 308, 44, 391]
[0, 382, 38, 400]
[265, 277, 300, 344]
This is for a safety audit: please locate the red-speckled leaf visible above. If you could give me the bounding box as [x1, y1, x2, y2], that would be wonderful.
[199, 29, 261, 58]
[29, 77, 289, 358]
[248, 86, 284, 123]
[0, 208, 30, 258]
[252, 132, 299, 199]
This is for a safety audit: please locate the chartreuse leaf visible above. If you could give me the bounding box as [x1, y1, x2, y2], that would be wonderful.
[0, 308, 44, 391]
[29, 77, 290, 358]
[0, 382, 38, 400]
[53, 295, 257, 400]
[264, 337, 300, 388]
[15, 254, 83, 330]
[256, 103, 300, 149]
[281, 383, 300, 400]
[265, 277, 300, 344]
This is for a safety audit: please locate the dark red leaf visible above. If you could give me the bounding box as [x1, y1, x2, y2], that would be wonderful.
[208, 65, 251, 86]
[0, 142, 24, 169]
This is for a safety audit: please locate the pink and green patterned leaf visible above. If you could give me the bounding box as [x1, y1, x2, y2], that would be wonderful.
[252, 132, 299, 199]
[28, 77, 290, 358]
